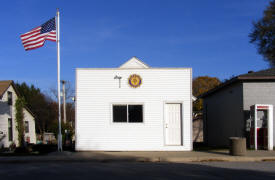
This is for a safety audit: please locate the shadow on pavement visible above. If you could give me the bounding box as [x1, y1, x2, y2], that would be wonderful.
[0, 161, 275, 180]
[198, 150, 229, 156]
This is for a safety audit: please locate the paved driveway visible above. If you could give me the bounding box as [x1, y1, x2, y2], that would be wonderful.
[0, 161, 275, 180]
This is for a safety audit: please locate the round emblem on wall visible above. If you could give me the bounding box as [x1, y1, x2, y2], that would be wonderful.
[128, 74, 142, 88]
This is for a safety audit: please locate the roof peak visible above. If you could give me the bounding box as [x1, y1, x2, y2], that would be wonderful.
[119, 57, 150, 69]
[0, 80, 13, 83]
[0, 80, 14, 97]
[238, 67, 275, 78]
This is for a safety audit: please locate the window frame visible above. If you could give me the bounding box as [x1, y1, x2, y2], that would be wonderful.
[8, 118, 13, 141]
[24, 121, 29, 133]
[112, 103, 144, 123]
[7, 91, 12, 105]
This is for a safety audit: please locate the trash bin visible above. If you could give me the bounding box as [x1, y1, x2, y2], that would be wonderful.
[229, 137, 246, 156]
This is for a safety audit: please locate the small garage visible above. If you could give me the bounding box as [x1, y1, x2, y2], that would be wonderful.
[75, 57, 192, 151]
[200, 68, 275, 149]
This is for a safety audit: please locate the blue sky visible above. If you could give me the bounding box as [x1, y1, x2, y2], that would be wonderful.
[0, 0, 272, 92]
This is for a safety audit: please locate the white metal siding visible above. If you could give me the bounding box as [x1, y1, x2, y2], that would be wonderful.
[76, 68, 192, 151]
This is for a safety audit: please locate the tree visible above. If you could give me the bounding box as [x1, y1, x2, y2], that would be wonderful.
[51, 121, 75, 144]
[15, 97, 26, 147]
[65, 102, 75, 127]
[193, 76, 221, 111]
[48, 81, 75, 102]
[15, 82, 57, 134]
[47, 81, 75, 126]
[249, 0, 275, 66]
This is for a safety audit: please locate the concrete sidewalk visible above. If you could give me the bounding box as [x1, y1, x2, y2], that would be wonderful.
[0, 150, 275, 163]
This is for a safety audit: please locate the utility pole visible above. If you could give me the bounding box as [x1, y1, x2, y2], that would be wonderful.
[61, 80, 66, 124]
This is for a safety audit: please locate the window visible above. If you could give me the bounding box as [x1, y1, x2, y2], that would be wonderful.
[113, 105, 127, 122]
[8, 118, 13, 141]
[24, 121, 29, 133]
[113, 104, 143, 123]
[7, 91, 12, 105]
[128, 105, 143, 122]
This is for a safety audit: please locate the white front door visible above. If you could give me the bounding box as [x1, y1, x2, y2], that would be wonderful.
[165, 103, 182, 145]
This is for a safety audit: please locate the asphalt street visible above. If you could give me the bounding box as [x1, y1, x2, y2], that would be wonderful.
[0, 161, 275, 180]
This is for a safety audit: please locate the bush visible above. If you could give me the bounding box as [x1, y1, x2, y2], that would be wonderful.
[14, 147, 30, 154]
[32, 144, 57, 154]
[9, 142, 16, 152]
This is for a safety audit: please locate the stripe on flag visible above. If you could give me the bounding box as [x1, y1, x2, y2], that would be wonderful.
[20, 18, 56, 51]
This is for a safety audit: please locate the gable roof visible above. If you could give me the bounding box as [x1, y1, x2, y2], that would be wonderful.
[238, 68, 275, 79]
[24, 106, 36, 118]
[119, 57, 150, 69]
[0, 80, 15, 97]
[199, 68, 275, 98]
[0, 80, 35, 118]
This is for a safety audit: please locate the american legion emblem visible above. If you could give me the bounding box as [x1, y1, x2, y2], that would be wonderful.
[128, 74, 142, 88]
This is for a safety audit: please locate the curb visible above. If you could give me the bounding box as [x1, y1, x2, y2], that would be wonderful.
[161, 157, 275, 163]
[1, 156, 275, 163]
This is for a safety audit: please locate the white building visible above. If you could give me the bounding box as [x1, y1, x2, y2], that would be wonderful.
[0, 81, 36, 148]
[75, 57, 192, 151]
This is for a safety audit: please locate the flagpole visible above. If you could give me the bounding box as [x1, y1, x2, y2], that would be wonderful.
[56, 8, 62, 152]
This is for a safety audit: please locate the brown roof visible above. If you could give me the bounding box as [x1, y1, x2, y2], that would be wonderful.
[199, 68, 275, 98]
[0, 80, 13, 97]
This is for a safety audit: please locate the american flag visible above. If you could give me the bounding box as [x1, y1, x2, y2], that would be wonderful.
[20, 17, 56, 51]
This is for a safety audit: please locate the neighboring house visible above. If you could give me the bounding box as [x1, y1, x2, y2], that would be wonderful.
[43, 132, 56, 144]
[0, 80, 36, 148]
[193, 113, 203, 143]
[200, 68, 275, 147]
[75, 57, 193, 151]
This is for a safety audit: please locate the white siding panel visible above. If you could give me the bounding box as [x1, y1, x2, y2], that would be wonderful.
[76, 69, 192, 151]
